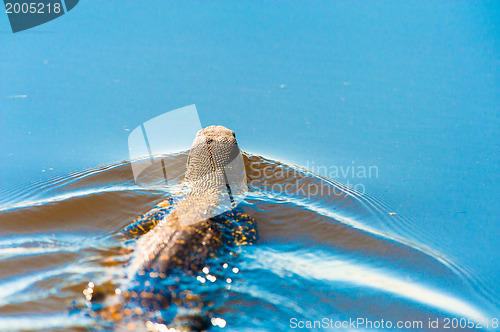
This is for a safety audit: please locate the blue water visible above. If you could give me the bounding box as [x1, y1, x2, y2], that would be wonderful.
[0, 1, 499, 331]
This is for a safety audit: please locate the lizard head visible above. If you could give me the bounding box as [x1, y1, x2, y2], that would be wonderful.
[175, 125, 247, 226]
[185, 125, 242, 183]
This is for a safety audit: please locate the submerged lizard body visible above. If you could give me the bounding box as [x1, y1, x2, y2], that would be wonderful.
[89, 126, 257, 331]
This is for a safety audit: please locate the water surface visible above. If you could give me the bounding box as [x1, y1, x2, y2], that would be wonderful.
[0, 153, 496, 331]
[0, 1, 499, 330]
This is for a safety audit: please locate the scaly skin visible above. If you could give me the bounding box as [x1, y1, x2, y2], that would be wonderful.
[89, 126, 257, 331]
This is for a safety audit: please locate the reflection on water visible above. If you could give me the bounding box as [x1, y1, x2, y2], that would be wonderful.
[0, 153, 496, 331]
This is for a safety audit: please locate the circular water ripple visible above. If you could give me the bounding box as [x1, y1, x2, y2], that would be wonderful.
[0, 152, 496, 331]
